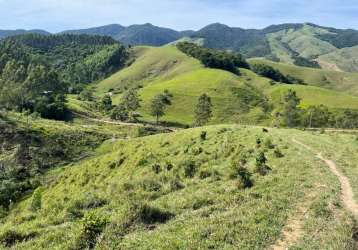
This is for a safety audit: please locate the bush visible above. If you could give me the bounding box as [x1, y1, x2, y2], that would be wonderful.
[230, 158, 253, 188]
[182, 160, 197, 178]
[274, 148, 284, 158]
[65, 194, 108, 220]
[30, 187, 43, 212]
[200, 131, 207, 141]
[75, 212, 108, 249]
[0, 230, 37, 247]
[255, 151, 271, 176]
[151, 164, 161, 174]
[263, 138, 275, 149]
[139, 204, 174, 224]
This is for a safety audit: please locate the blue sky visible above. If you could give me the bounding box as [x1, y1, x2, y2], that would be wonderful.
[0, 0, 357, 32]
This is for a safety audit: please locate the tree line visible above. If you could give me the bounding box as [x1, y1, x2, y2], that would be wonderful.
[176, 42, 249, 74]
[274, 89, 358, 129]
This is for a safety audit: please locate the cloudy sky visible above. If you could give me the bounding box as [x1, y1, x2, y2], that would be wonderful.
[0, 0, 357, 32]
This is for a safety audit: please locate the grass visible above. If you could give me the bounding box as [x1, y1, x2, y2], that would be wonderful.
[248, 58, 358, 96]
[90, 45, 358, 127]
[95, 46, 201, 95]
[318, 45, 358, 73]
[0, 125, 357, 249]
[268, 84, 358, 109]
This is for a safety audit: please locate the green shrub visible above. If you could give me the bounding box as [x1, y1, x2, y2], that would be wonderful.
[75, 212, 108, 249]
[182, 160, 197, 178]
[274, 148, 284, 158]
[139, 204, 174, 224]
[263, 138, 275, 149]
[230, 158, 253, 189]
[139, 178, 162, 192]
[65, 194, 108, 220]
[0, 230, 37, 247]
[30, 187, 43, 212]
[151, 164, 161, 174]
[200, 131, 207, 141]
[255, 152, 271, 176]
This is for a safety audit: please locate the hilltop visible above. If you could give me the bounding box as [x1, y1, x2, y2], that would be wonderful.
[2, 22, 358, 72]
[93, 45, 358, 126]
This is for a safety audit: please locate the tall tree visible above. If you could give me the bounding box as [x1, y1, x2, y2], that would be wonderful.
[121, 89, 141, 120]
[100, 95, 113, 112]
[195, 94, 213, 126]
[281, 90, 301, 127]
[150, 95, 166, 124]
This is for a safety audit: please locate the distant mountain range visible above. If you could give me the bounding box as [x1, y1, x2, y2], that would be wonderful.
[1, 23, 358, 72]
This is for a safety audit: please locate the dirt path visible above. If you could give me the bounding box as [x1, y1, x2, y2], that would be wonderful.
[271, 192, 316, 250]
[271, 139, 358, 249]
[293, 139, 358, 218]
[72, 111, 179, 132]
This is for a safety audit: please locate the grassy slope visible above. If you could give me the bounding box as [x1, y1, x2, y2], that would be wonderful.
[1, 125, 356, 249]
[96, 46, 272, 125]
[318, 45, 358, 73]
[248, 58, 358, 96]
[96, 46, 201, 94]
[266, 25, 337, 64]
[94, 46, 358, 126]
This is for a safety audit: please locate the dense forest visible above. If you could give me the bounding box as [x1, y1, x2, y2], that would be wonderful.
[0, 34, 129, 119]
[176, 42, 249, 74]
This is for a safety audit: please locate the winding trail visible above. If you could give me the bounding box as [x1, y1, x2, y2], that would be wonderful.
[271, 192, 316, 250]
[272, 139, 358, 250]
[292, 139, 358, 218]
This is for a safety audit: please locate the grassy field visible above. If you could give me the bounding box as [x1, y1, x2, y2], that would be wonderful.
[0, 125, 356, 249]
[268, 84, 358, 109]
[248, 58, 358, 96]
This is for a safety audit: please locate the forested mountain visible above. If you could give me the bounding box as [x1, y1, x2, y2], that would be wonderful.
[191, 23, 358, 71]
[63, 23, 184, 46]
[0, 34, 129, 119]
[2, 23, 358, 71]
[57, 22, 358, 72]
[0, 29, 50, 39]
[61, 24, 125, 37]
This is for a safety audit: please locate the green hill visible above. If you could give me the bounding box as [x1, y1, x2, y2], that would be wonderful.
[94, 46, 358, 126]
[1, 124, 357, 249]
[248, 58, 358, 96]
[318, 45, 358, 72]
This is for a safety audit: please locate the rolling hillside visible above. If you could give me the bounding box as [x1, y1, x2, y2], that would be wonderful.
[94, 45, 358, 126]
[248, 58, 358, 96]
[1, 124, 357, 249]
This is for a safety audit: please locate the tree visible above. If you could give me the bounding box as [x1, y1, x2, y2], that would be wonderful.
[100, 95, 112, 112]
[149, 91, 173, 124]
[110, 103, 129, 121]
[195, 94, 213, 126]
[78, 90, 93, 101]
[150, 95, 166, 124]
[281, 90, 301, 127]
[302, 105, 332, 128]
[121, 89, 140, 120]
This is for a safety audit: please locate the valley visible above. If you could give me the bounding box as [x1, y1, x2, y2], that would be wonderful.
[0, 20, 357, 249]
